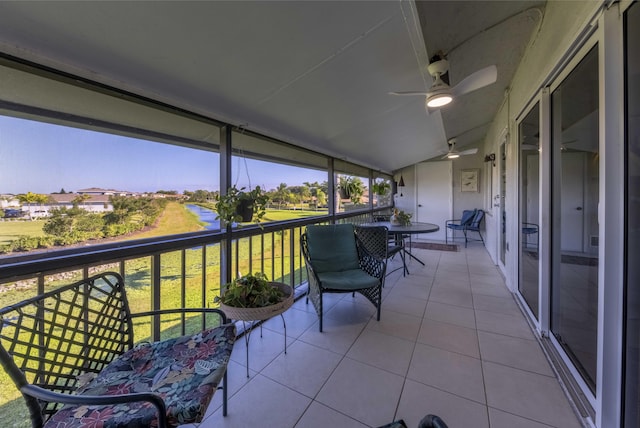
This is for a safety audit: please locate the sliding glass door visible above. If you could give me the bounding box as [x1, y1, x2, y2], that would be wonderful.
[625, 3, 640, 426]
[519, 103, 540, 317]
[550, 45, 599, 392]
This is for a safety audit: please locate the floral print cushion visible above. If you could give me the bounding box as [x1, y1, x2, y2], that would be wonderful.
[45, 323, 236, 428]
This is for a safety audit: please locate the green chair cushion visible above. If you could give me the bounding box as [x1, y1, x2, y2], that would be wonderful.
[317, 269, 379, 291]
[306, 224, 360, 273]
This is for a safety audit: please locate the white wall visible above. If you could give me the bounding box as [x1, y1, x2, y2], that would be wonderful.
[399, 2, 602, 264]
[481, 1, 602, 289]
[451, 152, 485, 216]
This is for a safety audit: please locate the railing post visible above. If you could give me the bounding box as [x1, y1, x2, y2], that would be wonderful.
[289, 226, 295, 286]
[181, 248, 187, 335]
[151, 253, 161, 341]
[328, 158, 336, 224]
[220, 125, 233, 287]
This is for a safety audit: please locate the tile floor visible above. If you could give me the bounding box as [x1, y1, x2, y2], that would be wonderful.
[192, 243, 585, 428]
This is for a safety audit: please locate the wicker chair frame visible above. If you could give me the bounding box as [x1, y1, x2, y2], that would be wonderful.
[301, 228, 385, 332]
[0, 271, 233, 428]
[355, 225, 407, 277]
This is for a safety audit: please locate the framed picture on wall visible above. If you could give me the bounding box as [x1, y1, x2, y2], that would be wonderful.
[461, 169, 479, 192]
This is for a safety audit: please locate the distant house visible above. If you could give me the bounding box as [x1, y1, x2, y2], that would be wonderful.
[0, 194, 20, 209]
[76, 188, 138, 197]
[21, 188, 136, 218]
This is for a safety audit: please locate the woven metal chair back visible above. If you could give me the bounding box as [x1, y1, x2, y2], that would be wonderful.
[0, 272, 134, 420]
[355, 225, 390, 259]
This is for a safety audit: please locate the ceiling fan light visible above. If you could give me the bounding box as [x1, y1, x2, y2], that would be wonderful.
[447, 152, 460, 159]
[426, 92, 452, 108]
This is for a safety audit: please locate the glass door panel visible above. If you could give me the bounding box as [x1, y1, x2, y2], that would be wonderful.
[550, 46, 599, 392]
[625, 3, 640, 426]
[500, 142, 507, 265]
[519, 103, 540, 317]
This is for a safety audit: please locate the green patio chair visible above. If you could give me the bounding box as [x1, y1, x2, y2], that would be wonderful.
[301, 224, 385, 332]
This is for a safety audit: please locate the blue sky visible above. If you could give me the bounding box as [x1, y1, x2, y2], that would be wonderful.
[1, 115, 326, 194]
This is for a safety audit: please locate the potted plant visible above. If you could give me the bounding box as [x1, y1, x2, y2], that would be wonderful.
[214, 272, 293, 321]
[338, 176, 365, 203]
[390, 208, 412, 226]
[215, 185, 270, 225]
[372, 180, 390, 196]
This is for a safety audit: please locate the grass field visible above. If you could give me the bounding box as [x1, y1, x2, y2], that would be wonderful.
[0, 220, 46, 246]
[0, 204, 326, 246]
[0, 202, 314, 426]
[263, 208, 327, 222]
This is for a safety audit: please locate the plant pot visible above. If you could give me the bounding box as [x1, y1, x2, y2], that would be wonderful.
[339, 189, 350, 200]
[219, 282, 293, 321]
[236, 199, 254, 222]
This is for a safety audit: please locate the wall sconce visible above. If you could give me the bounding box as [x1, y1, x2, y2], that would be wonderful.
[484, 153, 496, 166]
[398, 175, 405, 196]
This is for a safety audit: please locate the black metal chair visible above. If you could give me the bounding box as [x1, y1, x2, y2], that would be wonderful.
[374, 213, 412, 266]
[377, 414, 448, 428]
[356, 225, 407, 277]
[0, 272, 235, 428]
[301, 224, 385, 332]
[446, 209, 485, 248]
[445, 209, 476, 245]
[464, 209, 485, 247]
[522, 222, 539, 250]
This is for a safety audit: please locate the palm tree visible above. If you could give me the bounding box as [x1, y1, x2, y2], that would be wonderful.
[18, 192, 49, 219]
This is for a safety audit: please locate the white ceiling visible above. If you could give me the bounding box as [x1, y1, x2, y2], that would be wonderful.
[0, 1, 544, 173]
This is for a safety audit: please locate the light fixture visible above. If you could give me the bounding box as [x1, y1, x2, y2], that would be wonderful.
[484, 153, 496, 166]
[426, 93, 453, 108]
[398, 175, 405, 196]
[446, 152, 460, 159]
[426, 77, 453, 107]
[425, 61, 453, 108]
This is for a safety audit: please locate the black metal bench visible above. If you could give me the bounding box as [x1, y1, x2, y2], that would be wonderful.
[0, 272, 235, 428]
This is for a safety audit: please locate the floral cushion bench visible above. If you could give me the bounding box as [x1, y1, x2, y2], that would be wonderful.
[0, 272, 236, 428]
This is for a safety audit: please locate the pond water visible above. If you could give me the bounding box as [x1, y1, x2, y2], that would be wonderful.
[186, 204, 221, 230]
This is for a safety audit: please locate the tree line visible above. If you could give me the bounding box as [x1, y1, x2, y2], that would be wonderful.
[183, 181, 331, 210]
[1, 195, 166, 253]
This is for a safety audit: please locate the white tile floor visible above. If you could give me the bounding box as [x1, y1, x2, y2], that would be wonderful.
[193, 243, 585, 428]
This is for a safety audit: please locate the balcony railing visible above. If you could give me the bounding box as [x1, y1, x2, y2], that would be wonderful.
[0, 208, 385, 341]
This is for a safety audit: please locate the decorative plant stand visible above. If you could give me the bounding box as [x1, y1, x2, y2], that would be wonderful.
[219, 282, 293, 377]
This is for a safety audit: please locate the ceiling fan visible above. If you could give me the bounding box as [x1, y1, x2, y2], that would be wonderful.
[441, 138, 478, 159]
[390, 56, 497, 111]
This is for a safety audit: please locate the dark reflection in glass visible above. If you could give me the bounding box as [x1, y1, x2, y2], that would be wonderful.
[550, 46, 599, 392]
[519, 103, 540, 317]
[625, 3, 640, 427]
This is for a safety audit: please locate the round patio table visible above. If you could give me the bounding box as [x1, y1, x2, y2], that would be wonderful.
[361, 221, 439, 273]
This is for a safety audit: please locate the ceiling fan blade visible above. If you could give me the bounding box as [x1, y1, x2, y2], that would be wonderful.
[451, 65, 497, 97]
[388, 91, 429, 96]
[460, 148, 478, 156]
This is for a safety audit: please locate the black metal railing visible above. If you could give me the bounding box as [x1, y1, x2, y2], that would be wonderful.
[0, 208, 388, 338]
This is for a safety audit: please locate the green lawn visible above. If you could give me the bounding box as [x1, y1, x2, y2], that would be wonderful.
[0, 205, 326, 247]
[0, 220, 46, 246]
[0, 203, 316, 423]
[263, 208, 327, 222]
